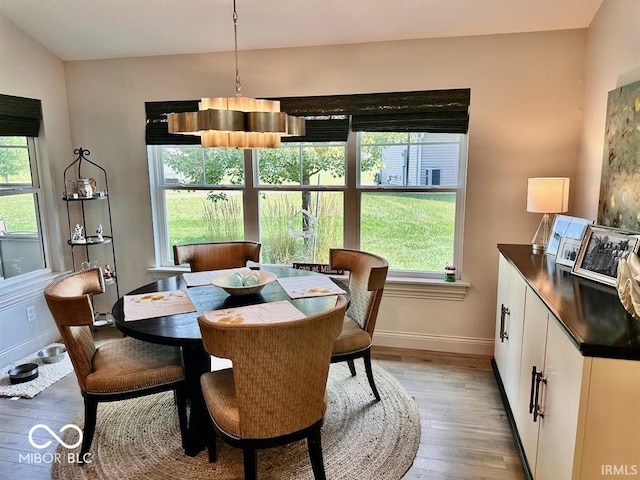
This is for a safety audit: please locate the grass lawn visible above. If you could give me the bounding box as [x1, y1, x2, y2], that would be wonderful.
[165, 191, 455, 271]
[1, 191, 456, 272]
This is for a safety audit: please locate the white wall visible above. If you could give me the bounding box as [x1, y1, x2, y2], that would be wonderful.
[575, 0, 640, 219]
[0, 14, 73, 363]
[61, 30, 586, 354]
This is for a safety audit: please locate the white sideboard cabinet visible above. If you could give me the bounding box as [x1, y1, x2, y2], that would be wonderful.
[494, 254, 527, 407]
[494, 245, 640, 480]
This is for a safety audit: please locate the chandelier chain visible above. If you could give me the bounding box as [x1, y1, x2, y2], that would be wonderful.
[232, 0, 242, 97]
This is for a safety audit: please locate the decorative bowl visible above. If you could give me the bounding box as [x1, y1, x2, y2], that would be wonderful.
[211, 269, 277, 296]
[8, 363, 39, 384]
[37, 345, 67, 364]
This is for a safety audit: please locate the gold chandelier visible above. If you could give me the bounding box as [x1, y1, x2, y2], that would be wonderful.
[167, 0, 304, 149]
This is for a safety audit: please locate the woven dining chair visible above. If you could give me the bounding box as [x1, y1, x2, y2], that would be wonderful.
[173, 241, 261, 272]
[329, 248, 389, 401]
[197, 295, 347, 480]
[44, 267, 187, 460]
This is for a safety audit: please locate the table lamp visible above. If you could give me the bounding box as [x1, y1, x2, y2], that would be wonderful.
[527, 177, 570, 254]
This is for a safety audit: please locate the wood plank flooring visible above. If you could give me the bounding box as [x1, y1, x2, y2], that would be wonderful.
[0, 329, 525, 479]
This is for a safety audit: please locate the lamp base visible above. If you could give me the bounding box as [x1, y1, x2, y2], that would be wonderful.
[530, 213, 552, 255]
[531, 243, 546, 254]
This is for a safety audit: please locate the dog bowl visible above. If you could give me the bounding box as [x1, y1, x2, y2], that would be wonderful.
[8, 363, 39, 384]
[37, 345, 67, 364]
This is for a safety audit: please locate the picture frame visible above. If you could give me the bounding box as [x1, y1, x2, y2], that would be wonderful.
[571, 225, 640, 287]
[556, 236, 582, 268]
[546, 214, 572, 256]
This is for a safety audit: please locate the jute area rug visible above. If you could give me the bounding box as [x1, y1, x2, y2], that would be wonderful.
[52, 363, 420, 479]
[0, 343, 73, 399]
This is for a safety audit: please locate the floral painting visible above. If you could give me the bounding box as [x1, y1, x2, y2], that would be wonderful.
[598, 80, 640, 231]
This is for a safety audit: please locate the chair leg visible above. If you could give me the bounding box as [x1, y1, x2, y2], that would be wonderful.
[80, 395, 98, 461]
[363, 349, 381, 401]
[174, 387, 188, 450]
[307, 425, 327, 480]
[242, 447, 257, 480]
[206, 417, 217, 463]
[347, 359, 356, 376]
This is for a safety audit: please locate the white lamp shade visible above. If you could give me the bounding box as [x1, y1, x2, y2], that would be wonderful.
[527, 177, 570, 213]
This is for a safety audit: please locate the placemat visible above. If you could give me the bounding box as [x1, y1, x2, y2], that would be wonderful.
[123, 290, 196, 321]
[277, 275, 347, 299]
[201, 300, 306, 325]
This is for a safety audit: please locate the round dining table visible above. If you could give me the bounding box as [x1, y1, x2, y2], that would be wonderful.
[111, 265, 347, 456]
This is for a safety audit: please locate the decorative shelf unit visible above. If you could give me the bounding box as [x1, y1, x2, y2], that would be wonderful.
[63, 147, 119, 325]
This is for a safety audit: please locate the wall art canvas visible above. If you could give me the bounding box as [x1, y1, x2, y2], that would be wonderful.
[598, 80, 640, 231]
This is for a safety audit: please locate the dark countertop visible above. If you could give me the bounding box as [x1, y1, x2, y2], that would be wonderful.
[498, 244, 640, 361]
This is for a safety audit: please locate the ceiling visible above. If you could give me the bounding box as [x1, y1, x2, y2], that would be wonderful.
[0, 0, 603, 61]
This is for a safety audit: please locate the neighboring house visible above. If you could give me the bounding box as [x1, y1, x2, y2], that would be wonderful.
[376, 133, 461, 187]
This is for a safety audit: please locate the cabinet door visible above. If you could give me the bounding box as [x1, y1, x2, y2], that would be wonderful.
[535, 318, 584, 480]
[494, 254, 527, 406]
[515, 289, 549, 476]
[494, 255, 512, 378]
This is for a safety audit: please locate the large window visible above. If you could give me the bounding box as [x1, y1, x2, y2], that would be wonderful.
[147, 90, 469, 277]
[149, 132, 466, 275]
[0, 136, 47, 281]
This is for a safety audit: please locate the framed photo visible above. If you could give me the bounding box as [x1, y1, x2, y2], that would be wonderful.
[572, 225, 640, 287]
[546, 214, 572, 256]
[562, 216, 592, 240]
[556, 236, 582, 268]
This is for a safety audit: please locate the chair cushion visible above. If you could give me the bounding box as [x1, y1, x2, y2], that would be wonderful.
[331, 315, 372, 356]
[201, 368, 240, 438]
[86, 337, 184, 394]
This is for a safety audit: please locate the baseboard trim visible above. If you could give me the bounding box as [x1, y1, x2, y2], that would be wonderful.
[373, 330, 494, 356]
[0, 327, 61, 366]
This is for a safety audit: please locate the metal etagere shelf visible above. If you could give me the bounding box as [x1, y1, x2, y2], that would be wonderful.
[62, 147, 119, 324]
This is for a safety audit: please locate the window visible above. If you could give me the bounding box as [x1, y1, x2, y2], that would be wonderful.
[147, 90, 469, 277]
[0, 136, 47, 280]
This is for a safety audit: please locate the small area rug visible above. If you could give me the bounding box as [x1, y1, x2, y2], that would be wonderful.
[52, 363, 420, 479]
[0, 343, 73, 399]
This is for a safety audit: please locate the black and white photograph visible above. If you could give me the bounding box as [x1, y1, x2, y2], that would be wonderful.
[556, 236, 582, 268]
[572, 225, 640, 286]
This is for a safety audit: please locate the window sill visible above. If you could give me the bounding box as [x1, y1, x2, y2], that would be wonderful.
[384, 276, 470, 301]
[148, 267, 470, 301]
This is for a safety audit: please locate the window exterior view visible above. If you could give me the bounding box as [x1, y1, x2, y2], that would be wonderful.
[148, 131, 466, 275]
[0, 136, 47, 281]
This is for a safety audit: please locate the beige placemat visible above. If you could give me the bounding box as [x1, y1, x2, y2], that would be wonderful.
[201, 300, 306, 325]
[277, 275, 347, 299]
[123, 290, 196, 321]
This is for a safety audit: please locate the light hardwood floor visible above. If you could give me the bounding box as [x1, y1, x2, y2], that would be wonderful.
[0, 329, 525, 480]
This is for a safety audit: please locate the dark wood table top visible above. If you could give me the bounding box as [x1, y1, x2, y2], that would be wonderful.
[112, 265, 348, 347]
[498, 244, 640, 360]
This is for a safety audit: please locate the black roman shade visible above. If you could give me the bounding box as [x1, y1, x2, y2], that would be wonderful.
[145, 89, 470, 145]
[145, 100, 201, 145]
[279, 89, 470, 135]
[0, 94, 42, 137]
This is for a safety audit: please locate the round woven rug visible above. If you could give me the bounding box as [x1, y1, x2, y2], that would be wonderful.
[52, 363, 420, 479]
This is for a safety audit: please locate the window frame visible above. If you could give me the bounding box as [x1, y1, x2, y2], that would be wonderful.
[0, 137, 52, 286]
[149, 130, 467, 279]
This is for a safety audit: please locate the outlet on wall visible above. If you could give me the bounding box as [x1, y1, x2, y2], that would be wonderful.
[26, 306, 36, 322]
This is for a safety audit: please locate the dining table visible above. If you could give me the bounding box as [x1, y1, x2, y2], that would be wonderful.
[111, 265, 348, 456]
